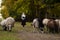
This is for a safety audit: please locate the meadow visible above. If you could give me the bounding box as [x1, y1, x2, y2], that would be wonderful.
[0, 22, 60, 40]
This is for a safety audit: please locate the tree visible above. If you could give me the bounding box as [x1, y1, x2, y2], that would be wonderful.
[2, 0, 60, 21]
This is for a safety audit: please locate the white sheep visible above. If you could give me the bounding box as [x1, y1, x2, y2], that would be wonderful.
[42, 18, 50, 26]
[32, 18, 39, 28]
[32, 18, 40, 33]
[42, 18, 50, 33]
[0, 17, 15, 31]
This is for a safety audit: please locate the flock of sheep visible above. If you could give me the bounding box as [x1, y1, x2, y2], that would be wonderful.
[32, 18, 60, 33]
[0, 16, 60, 33]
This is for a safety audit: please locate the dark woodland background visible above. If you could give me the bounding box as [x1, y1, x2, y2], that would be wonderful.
[1, 0, 60, 21]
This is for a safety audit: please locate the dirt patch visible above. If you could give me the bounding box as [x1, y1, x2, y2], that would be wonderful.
[17, 31, 60, 40]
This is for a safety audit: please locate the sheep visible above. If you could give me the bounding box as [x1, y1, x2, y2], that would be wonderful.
[47, 19, 57, 33]
[42, 18, 50, 33]
[0, 17, 15, 31]
[43, 18, 58, 33]
[32, 18, 39, 28]
[42, 18, 50, 26]
[32, 18, 42, 33]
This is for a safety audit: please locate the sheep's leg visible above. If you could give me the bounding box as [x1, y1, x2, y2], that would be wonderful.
[23, 25, 25, 27]
[55, 26, 58, 33]
[44, 25, 48, 33]
[4, 27, 7, 31]
[49, 27, 54, 33]
[33, 25, 37, 33]
[58, 27, 60, 32]
[8, 25, 12, 32]
[48, 27, 51, 33]
[33, 27, 38, 33]
[35, 27, 39, 33]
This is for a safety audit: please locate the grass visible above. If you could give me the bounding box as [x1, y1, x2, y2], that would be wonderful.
[0, 22, 19, 40]
[0, 22, 33, 40]
[0, 30, 20, 40]
[0, 22, 59, 40]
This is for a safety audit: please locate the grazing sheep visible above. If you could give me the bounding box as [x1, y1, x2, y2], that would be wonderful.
[47, 19, 57, 33]
[42, 18, 50, 26]
[32, 18, 40, 33]
[42, 18, 50, 33]
[0, 17, 15, 31]
[43, 18, 58, 33]
[32, 18, 39, 28]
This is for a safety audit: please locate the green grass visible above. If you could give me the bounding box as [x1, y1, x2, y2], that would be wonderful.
[0, 22, 33, 40]
[0, 22, 19, 40]
[0, 22, 60, 40]
[0, 30, 20, 40]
